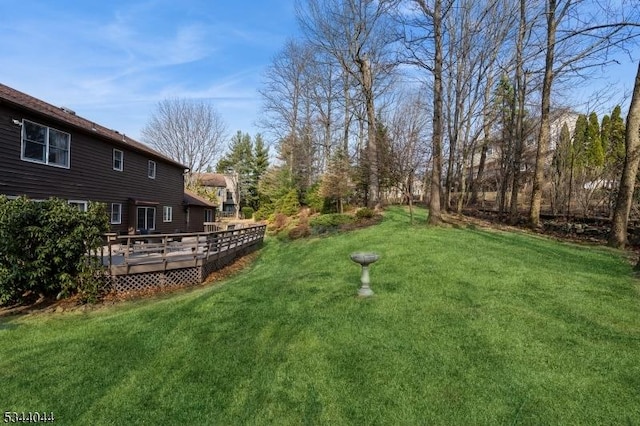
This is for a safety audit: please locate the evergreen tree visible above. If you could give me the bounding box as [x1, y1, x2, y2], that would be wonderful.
[320, 147, 352, 213]
[608, 105, 626, 163]
[552, 123, 572, 213]
[586, 112, 604, 167]
[216, 131, 253, 174]
[216, 131, 255, 211]
[600, 114, 611, 160]
[248, 134, 270, 211]
[572, 114, 588, 168]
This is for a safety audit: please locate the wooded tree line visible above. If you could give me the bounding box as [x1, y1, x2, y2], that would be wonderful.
[254, 0, 639, 245]
[141, 0, 639, 247]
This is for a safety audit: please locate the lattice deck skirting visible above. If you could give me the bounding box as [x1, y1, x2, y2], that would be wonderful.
[109, 240, 261, 293]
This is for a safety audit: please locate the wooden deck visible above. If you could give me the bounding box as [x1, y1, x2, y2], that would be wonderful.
[100, 225, 266, 292]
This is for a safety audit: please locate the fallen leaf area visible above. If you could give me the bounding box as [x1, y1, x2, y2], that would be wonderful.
[0, 251, 260, 318]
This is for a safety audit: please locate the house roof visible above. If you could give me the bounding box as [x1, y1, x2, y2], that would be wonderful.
[183, 190, 216, 208]
[0, 83, 187, 169]
[194, 172, 227, 188]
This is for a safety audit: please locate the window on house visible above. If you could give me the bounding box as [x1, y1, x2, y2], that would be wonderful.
[113, 149, 123, 171]
[486, 147, 493, 155]
[204, 209, 213, 223]
[111, 203, 122, 224]
[22, 120, 70, 168]
[163, 206, 173, 222]
[137, 206, 156, 231]
[148, 160, 156, 179]
[68, 200, 88, 212]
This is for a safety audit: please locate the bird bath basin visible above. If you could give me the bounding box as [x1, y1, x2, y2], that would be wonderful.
[350, 252, 380, 297]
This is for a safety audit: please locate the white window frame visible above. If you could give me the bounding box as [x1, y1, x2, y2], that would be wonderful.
[113, 149, 123, 171]
[68, 200, 88, 212]
[148, 160, 156, 179]
[204, 209, 213, 223]
[137, 206, 156, 231]
[111, 203, 122, 224]
[163, 206, 173, 223]
[21, 119, 71, 169]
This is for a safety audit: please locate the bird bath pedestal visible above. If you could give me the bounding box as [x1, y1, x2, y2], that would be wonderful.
[350, 252, 380, 297]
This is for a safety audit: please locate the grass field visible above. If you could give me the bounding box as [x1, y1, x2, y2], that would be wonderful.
[1, 206, 639, 425]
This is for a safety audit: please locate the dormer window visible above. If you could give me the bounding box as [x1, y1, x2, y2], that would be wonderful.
[148, 160, 156, 179]
[113, 149, 123, 171]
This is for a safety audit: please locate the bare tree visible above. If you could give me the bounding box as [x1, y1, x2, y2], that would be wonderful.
[529, 0, 640, 227]
[401, 0, 450, 224]
[142, 98, 227, 186]
[609, 61, 640, 249]
[387, 91, 430, 223]
[259, 39, 324, 194]
[442, 0, 518, 214]
[296, 0, 400, 208]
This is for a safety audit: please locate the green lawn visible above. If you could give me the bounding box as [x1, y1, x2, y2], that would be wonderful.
[1, 206, 639, 425]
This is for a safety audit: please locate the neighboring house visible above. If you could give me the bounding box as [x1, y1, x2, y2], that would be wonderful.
[470, 109, 580, 192]
[0, 83, 213, 234]
[194, 172, 239, 217]
[183, 190, 217, 233]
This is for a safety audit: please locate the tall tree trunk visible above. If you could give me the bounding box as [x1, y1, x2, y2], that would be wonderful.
[609, 61, 640, 248]
[509, 0, 527, 223]
[429, 0, 443, 225]
[529, 0, 556, 227]
[471, 71, 495, 205]
[343, 71, 351, 153]
[359, 56, 380, 208]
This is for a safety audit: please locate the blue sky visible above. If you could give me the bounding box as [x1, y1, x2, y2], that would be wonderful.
[0, 0, 299, 143]
[0, 0, 637, 150]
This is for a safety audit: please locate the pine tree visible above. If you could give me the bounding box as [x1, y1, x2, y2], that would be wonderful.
[586, 112, 604, 167]
[320, 147, 352, 213]
[600, 114, 611, 161]
[249, 134, 270, 210]
[552, 123, 572, 213]
[572, 114, 588, 169]
[609, 105, 626, 163]
[216, 131, 255, 211]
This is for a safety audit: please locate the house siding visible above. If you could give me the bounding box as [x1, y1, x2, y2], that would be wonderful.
[0, 101, 187, 234]
[186, 207, 206, 233]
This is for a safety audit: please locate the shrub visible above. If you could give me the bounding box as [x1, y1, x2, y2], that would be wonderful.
[304, 183, 324, 213]
[355, 207, 375, 220]
[275, 189, 300, 216]
[254, 204, 274, 221]
[274, 213, 288, 230]
[288, 223, 311, 240]
[309, 213, 355, 234]
[241, 206, 254, 220]
[0, 196, 109, 305]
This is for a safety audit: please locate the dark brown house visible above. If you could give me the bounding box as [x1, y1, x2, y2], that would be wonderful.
[0, 83, 214, 234]
[183, 190, 217, 233]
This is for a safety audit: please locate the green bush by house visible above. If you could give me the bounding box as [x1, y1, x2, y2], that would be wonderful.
[0, 196, 109, 305]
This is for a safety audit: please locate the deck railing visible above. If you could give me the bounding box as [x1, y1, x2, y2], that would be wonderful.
[102, 224, 267, 273]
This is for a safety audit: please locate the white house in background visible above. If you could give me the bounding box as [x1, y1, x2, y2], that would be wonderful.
[470, 109, 580, 191]
[194, 173, 239, 217]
